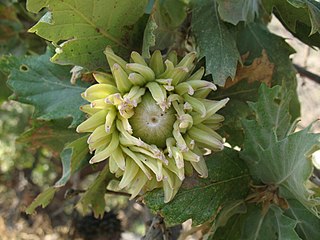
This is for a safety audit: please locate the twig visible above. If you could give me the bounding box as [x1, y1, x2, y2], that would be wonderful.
[105, 190, 132, 198]
[294, 64, 320, 84]
[142, 214, 168, 240]
[64, 188, 132, 199]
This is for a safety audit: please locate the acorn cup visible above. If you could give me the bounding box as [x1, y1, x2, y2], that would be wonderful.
[77, 48, 229, 203]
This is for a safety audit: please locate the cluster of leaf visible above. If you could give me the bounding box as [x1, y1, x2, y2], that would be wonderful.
[0, 0, 63, 190]
[1, 0, 320, 239]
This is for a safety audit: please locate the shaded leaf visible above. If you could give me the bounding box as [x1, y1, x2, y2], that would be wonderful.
[236, 22, 296, 87]
[285, 199, 320, 239]
[263, 0, 320, 48]
[143, 0, 187, 55]
[27, 0, 148, 69]
[142, 13, 157, 58]
[0, 70, 11, 103]
[0, 4, 23, 55]
[241, 84, 320, 212]
[224, 50, 274, 88]
[159, 0, 188, 28]
[18, 119, 80, 152]
[213, 204, 300, 240]
[55, 134, 90, 187]
[237, 22, 300, 121]
[224, 49, 274, 88]
[205, 200, 247, 239]
[212, 22, 299, 146]
[79, 164, 112, 218]
[4, 49, 88, 127]
[26, 187, 57, 214]
[244, 84, 292, 145]
[191, 0, 239, 86]
[217, 0, 260, 25]
[145, 148, 250, 226]
[306, 0, 320, 34]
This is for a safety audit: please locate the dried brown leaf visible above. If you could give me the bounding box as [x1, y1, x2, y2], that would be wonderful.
[224, 49, 274, 88]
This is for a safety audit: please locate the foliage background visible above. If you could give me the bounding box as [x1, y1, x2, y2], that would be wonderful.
[1, 0, 320, 239]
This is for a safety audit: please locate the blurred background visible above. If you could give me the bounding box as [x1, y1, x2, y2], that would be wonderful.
[0, 1, 319, 240]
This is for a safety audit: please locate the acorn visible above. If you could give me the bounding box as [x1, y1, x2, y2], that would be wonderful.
[77, 48, 229, 202]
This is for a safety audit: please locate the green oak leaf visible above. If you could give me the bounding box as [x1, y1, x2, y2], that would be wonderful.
[306, 0, 320, 34]
[26, 187, 57, 214]
[79, 164, 112, 218]
[191, 0, 239, 86]
[217, 0, 260, 25]
[212, 22, 300, 147]
[159, 0, 188, 28]
[205, 200, 247, 238]
[241, 84, 320, 212]
[285, 199, 320, 240]
[263, 0, 320, 48]
[211, 81, 260, 147]
[142, 13, 157, 58]
[285, 0, 320, 34]
[145, 148, 250, 226]
[237, 22, 300, 121]
[142, 0, 187, 57]
[245, 84, 292, 145]
[55, 134, 90, 187]
[26, 0, 148, 69]
[213, 204, 300, 240]
[211, 22, 299, 147]
[4, 49, 88, 127]
[236, 22, 297, 88]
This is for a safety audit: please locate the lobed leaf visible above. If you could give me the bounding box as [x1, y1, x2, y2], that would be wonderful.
[212, 205, 300, 240]
[212, 22, 300, 146]
[216, 0, 261, 25]
[142, 0, 188, 57]
[191, 0, 240, 86]
[284, 199, 320, 239]
[241, 84, 320, 212]
[145, 148, 250, 226]
[263, 0, 320, 48]
[142, 15, 157, 58]
[4, 49, 88, 127]
[79, 164, 113, 218]
[55, 134, 90, 187]
[27, 0, 148, 69]
[26, 187, 57, 214]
